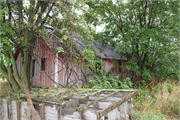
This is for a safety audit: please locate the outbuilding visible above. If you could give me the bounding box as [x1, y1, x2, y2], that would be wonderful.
[15, 26, 140, 87]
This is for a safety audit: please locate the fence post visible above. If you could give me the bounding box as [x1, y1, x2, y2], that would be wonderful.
[40, 103, 45, 120]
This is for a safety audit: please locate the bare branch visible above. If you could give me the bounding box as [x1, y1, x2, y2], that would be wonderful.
[39, 2, 55, 29]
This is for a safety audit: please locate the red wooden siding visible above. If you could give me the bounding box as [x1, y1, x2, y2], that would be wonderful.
[32, 38, 55, 87]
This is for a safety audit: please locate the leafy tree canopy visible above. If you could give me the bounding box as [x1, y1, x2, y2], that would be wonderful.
[85, 0, 180, 82]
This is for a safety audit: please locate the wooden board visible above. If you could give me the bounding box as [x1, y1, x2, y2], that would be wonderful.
[0, 89, 138, 120]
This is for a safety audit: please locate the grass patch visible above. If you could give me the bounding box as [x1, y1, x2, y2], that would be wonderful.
[133, 80, 180, 120]
[134, 111, 167, 120]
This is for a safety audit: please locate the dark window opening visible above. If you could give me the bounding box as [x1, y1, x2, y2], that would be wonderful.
[32, 60, 35, 77]
[119, 60, 122, 72]
[41, 58, 45, 71]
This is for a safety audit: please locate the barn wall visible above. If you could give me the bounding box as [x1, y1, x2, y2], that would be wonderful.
[102, 58, 120, 76]
[60, 58, 84, 87]
[102, 59, 141, 80]
[15, 38, 141, 88]
[16, 43, 141, 88]
[102, 58, 115, 73]
[31, 38, 56, 87]
[31, 40, 85, 88]
[29, 38, 141, 87]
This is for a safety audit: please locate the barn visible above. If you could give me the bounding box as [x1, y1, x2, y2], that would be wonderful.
[15, 26, 138, 88]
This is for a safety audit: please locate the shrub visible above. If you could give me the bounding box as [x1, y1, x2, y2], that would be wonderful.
[89, 73, 133, 89]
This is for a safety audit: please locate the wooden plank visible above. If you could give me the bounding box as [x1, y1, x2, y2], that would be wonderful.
[83, 109, 98, 120]
[99, 90, 138, 118]
[93, 100, 99, 110]
[107, 107, 120, 120]
[57, 106, 61, 120]
[7, 100, 11, 120]
[10, 101, 17, 120]
[40, 103, 45, 120]
[78, 109, 83, 120]
[31, 98, 63, 105]
[45, 105, 58, 120]
[98, 102, 112, 110]
[79, 99, 94, 104]
[63, 99, 79, 108]
[76, 91, 120, 110]
[2, 99, 8, 119]
[16, 101, 21, 120]
[0, 99, 2, 120]
[61, 107, 77, 116]
[21, 101, 31, 120]
[80, 90, 102, 99]
[77, 89, 136, 92]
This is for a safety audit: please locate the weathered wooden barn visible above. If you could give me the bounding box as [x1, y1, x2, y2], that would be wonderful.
[15, 26, 140, 88]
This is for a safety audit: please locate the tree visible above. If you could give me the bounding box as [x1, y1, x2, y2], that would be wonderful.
[0, 0, 94, 119]
[85, 0, 180, 83]
[0, 0, 60, 119]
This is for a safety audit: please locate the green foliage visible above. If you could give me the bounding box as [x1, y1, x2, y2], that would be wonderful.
[134, 112, 167, 120]
[82, 49, 95, 68]
[86, 0, 180, 81]
[89, 72, 133, 89]
[57, 47, 64, 53]
[133, 89, 150, 109]
[52, 1, 96, 76]
[119, 77, 133, 89]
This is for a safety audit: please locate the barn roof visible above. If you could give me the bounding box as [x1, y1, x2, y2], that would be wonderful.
[74, 38, 127, 60]
[43, 25, 127, 60]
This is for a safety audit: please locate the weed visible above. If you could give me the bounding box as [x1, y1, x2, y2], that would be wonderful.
[134, 80, 180, 119]
[134, 111, 167, 120]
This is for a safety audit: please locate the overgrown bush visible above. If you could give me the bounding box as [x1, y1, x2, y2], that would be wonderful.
[89, 73, 133, 89]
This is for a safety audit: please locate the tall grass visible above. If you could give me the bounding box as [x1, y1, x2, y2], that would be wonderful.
[133, 80, 180, 120]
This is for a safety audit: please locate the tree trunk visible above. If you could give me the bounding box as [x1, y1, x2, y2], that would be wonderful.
[0, 63, 8, 80]
[2, 52, 21, 90]
[26, 53, 32, 89]
[21, 50, 38, 120]
[7, 66, 20, 91]
[9, 51, 23, 89]
[24, 30, 36, 89]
